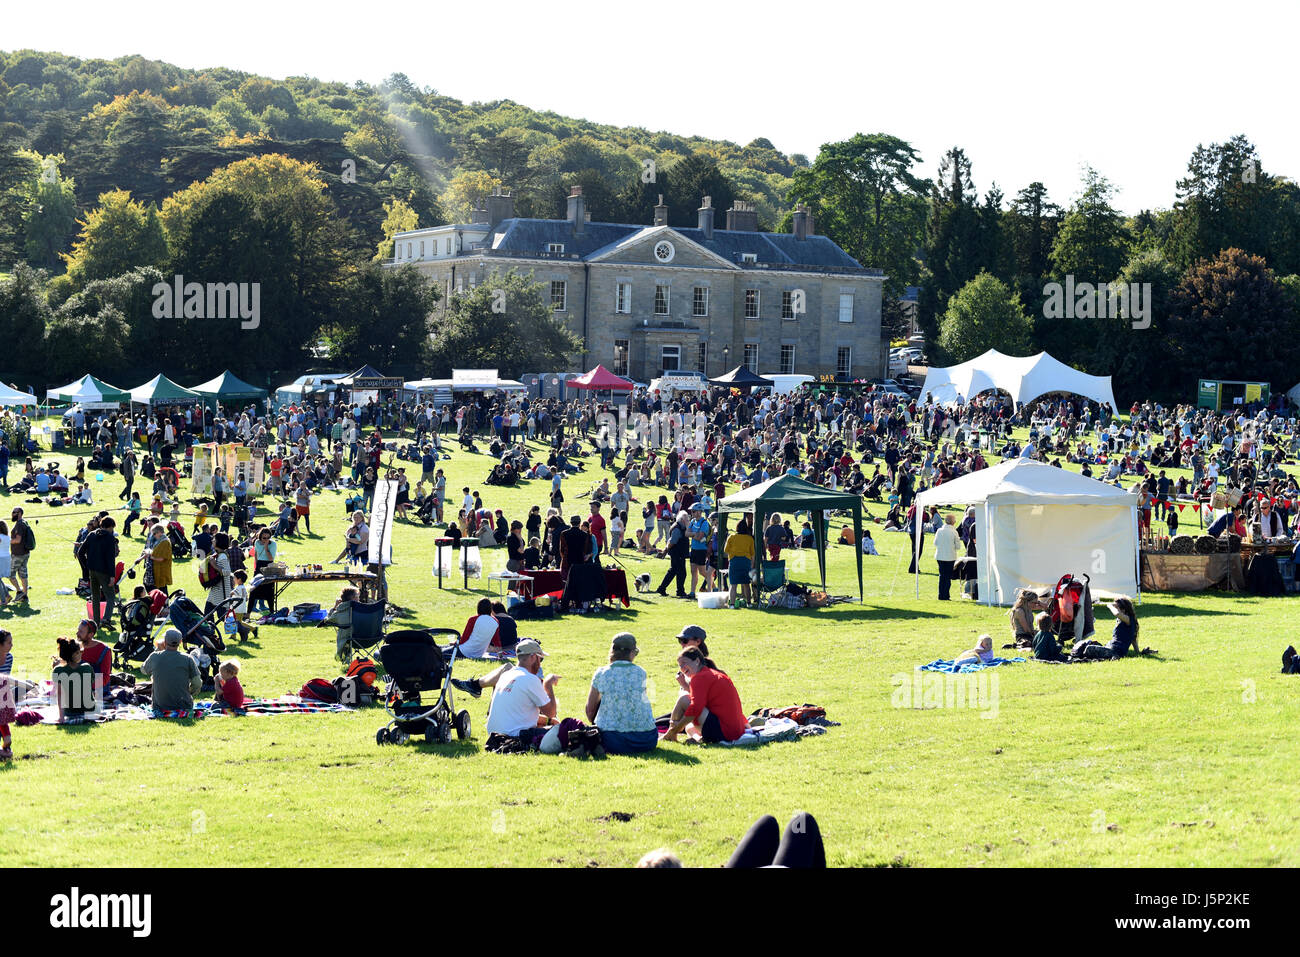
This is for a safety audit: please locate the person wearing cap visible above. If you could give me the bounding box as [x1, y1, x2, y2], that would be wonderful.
[142, 628, 202, 711]
[585, 633, 657, 755]
[465, 639, 560, 750]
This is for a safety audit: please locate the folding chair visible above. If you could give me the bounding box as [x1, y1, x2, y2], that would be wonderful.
[339, 600, 386, 663]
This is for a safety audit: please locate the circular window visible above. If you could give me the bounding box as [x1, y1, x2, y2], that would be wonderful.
[654, 240, 675, 263]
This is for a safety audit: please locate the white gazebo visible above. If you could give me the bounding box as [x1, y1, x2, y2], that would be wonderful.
[918, 349, 1118, 411]
[914, 459, 1139, 605]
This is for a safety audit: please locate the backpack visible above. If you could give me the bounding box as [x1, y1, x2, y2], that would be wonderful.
[21, 522, 35, 552]
[299, 678, 340, 703]
[197, 555, 222, 589]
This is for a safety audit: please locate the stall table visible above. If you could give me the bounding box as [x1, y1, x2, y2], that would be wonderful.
[523, 567, 630, 607]
[257, 568, 381, 611]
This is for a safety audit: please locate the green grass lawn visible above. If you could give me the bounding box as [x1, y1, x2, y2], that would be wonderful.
[2, 423, 1298, 868]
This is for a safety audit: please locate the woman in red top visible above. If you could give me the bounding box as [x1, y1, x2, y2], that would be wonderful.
[75, 618, 112, 701]
[663, 647, 747, 744]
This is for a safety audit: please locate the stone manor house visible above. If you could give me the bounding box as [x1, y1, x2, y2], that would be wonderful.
[389, 187, 886, 383]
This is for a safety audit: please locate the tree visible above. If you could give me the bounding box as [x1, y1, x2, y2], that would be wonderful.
[428, 271, 581, 378]
[19, 150, 78, 269]
[62, 189, 167, 288]
[1050, 166, 1129, 283]
[937, 271, 1031, 362]
[374, 197, 418, 261]
[0, 263, 53, 381]
[1165, 248, 1300, 394]
[0, 123, 38, 264]
[327, 263, 439, 371]
[1004, 182, 1060, 286]
[787, 133, 929, 298]
[1170, 136, 1275, 271]
[919, 147, 997, 361]
[439, 170, 502, 223]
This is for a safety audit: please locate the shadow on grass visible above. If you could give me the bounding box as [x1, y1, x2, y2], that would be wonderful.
[409, 739, 479, 758]
[1134, 603, 1252, 619]
[0, 603, 43, 620]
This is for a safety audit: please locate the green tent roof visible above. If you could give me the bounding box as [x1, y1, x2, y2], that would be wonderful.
[128, 374, 201, 405]
[717, 473, 862, 512]
[190, 370, 267, 400]
[718, 473, 864, 599]
[46, 374, 130, 404]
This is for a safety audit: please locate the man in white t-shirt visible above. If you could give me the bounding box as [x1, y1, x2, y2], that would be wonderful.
[456, 639, 558, 746]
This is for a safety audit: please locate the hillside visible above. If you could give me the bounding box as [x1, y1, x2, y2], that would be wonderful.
[0, 49, 802, 254]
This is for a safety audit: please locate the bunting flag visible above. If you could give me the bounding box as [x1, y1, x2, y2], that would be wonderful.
[1177, 503, 1186, 512]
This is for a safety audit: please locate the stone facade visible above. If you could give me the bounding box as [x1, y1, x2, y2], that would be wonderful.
[391, 194, 886, 382]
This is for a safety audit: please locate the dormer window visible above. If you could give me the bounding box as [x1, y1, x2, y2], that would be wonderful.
[741, 253, 757, 263]
[547, 243, 565, 254]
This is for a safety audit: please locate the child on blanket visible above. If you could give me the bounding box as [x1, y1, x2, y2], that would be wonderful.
[214, 660, 245, 710]
[1032, 612, 1067, 662]
[952, 634, 994, 669]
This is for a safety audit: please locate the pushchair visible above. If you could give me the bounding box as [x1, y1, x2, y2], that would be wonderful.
[167, 522, 192, 559]
[113, 589, 170, 669]
[168, 590, 240, 690]
[374, 628, 470, 745]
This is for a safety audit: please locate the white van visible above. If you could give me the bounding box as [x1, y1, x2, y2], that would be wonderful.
[758, 373, 814, 396]
[649, 372, 709, 399]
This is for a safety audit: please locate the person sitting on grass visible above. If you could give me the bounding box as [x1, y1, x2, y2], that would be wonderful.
[952, 634, 995, 669]
[457, 597, 501, 658]
[1032, 612, 1067, 662]
[585, 632, 657, 754]
[662, 645, 747, 744]
[214, 660, 245, 710]
[1071, 598, 1142, 660]
[458, 639, 560, 751]
[142, 628, 201, 712]
[51, 637, 97, 722]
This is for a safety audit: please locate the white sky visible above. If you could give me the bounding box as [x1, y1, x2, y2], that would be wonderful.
[6, 0, 1297, 213]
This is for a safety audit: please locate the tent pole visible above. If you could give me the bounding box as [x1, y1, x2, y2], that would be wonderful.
[913, 504, 921, 598]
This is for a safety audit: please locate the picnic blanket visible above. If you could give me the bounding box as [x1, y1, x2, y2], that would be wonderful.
[16, 681, 358, 723]
[918, 656, 1025, 674]
[717, 717, 830, 747]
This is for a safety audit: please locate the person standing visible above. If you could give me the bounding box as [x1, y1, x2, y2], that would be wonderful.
[656, 512, 690, 598]
[83, 516, 119, 631]
[9, 508, 33, 604]
[933, 513, 961, 601]
[118, 449, 136, 501]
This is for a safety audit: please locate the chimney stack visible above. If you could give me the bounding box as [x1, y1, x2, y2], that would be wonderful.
[653, 194, 669, 227]
[567, 185, 586, 235]
[697, 195, 714, 240]
[792, 205, 808, 240]
[486, 188, 514, 227]
[725, 200, 758, 232]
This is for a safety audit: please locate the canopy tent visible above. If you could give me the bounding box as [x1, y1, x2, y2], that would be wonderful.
[913, 459, 1138, 606]
[339, 364, 404, 390]
[717, 474, 863, 600]
[0, 382, 38, 407]
[567, 364, 635, 392]
[709, 365, 774, 391]
[408, 373, 526, 393]
[128, 374, 201, 407]
[190, 371, 267, 405]
[918, 349, 1118, 412]
[46, 374, 130, 408]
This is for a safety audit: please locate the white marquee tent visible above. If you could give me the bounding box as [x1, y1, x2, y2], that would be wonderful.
[914, 459, 1139, 605]
[0, 383, 38, 407]
[918, 349, 1119, 411]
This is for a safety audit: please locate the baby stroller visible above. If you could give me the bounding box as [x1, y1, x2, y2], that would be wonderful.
[167, 522, 192, 559]
[113, 588, 171, 669]
[374, 628, 470, 746]
[169, 590, 239, 690]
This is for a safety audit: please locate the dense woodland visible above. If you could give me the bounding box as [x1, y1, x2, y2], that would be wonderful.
[1, 50, 1298, 401]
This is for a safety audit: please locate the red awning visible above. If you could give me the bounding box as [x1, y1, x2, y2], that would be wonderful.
[566, 365, 635, 391]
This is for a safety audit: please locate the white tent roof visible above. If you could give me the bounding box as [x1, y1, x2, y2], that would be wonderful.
[918, 349, 1118, 411]
[917, 459, 1138, 508]
[0, 383, 38, 407]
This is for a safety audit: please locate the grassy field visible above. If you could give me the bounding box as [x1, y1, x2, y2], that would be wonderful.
[1, 420, 1298, 868]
